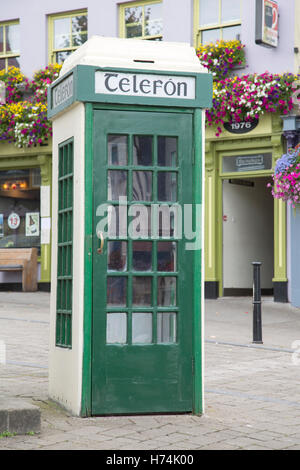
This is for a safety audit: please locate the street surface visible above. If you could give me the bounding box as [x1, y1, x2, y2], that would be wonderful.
[0, 292, 300, 450]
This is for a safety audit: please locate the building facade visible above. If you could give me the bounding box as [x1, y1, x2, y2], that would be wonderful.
[0, 0, 299, 299]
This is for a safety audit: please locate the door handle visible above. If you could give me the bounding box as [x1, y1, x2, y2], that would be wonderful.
[97, 231, 104, 254]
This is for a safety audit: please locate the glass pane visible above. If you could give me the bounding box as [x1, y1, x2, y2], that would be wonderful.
[145, 3, 163, 36]
[107, 312, 127, 344]
[108, 170, 127, 200]
[0, 26, 3, 54]
[157, 277, 176, 306]
[156, 205, 179, 238]
[7, 56, 20, 68]
[133, 171, 152, 201]
[107, 276, 127, 306]
[222, 25, 241, 41]
[157, 172, 177, 202]
[5, 24, 19, 53]
[132, 276, 152, 306]
[157, 312, 176, 343]
[126, 24, 143, 38]
[158, 137, 177, 167]
[221, 0, 241, 23]
[133, 136, 153, 166]
[54, 17, 70, 49]
[125, 6, 143, 25]
[108, 205, 127, 238]
[129, 205, 151, 238]
[199, 0, 219, 26]
[157, 242, 176, 272]
[55, 50, 72, 64]
[0, 58, 5, 70]
[0, 169, 41, 252]
[201, 28, 221, 44]
[108, 135, 128, 166]
[71, 15, 88, 47]
[108, 241, 127, 271]
[133, 241, 152, 271]
[132, 312, 152, 343]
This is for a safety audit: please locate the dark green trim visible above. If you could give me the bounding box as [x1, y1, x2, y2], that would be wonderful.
[48, 65, 212, 118]
[193, 108, 203, 415]
[80, 102, 205, 416]
[48, 70, 75, 119]
[81, 102, 93, 417]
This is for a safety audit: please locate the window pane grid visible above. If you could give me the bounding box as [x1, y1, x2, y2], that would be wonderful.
[49, 11, 87, 64]
[121, 1, 162, 40]
[56, 139, 73, 348]
[106, 133, 179, 345]
[196, 0, 241, 45]
[0, 21, 20, 71]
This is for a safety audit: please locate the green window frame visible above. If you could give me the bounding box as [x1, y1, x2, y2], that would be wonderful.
[194, 0, 241, 46]
[119, 0, 163, 41]
[48, 10, 88, 64]
[0, 20, 20, 71]
[56, 138, 74, 348]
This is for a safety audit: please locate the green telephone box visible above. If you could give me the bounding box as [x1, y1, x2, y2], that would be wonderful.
[48, 36, 212, 417]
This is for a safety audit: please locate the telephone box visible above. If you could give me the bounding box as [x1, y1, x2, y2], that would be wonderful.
[48, 36, 212, 417]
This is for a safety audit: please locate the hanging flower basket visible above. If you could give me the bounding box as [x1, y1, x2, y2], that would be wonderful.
[269, 144, 300, 207]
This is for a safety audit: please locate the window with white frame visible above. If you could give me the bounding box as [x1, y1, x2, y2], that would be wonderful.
[194, 0, 241, 45]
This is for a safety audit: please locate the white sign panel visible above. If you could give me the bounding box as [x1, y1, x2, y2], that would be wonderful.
[40, 185, 50, 218]
[95, 71, 195, 100]
[8, 213, 20, 230]
[52, 74, 73, 109]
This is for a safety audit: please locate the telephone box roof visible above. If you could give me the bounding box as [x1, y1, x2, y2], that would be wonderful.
[59, 35, 207, 76]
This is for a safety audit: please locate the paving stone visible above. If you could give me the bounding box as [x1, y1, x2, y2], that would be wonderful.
[2, 293, 300, 449]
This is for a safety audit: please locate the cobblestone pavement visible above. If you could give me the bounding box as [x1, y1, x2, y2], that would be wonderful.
[0, 292, 300, 450]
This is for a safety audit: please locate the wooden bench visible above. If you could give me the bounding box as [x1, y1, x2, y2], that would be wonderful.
[0, 248, 38, 292]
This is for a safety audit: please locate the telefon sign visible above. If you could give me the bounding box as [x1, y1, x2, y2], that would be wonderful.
[255, 0, 279, 48]
[95, 71, 196, 100]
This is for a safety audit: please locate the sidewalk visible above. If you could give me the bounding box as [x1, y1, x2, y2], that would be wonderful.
[0, 292, 300, 450]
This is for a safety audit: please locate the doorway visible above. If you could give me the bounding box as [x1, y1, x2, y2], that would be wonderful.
[222, 176, 274, 296]
[91, 109, 195, 415]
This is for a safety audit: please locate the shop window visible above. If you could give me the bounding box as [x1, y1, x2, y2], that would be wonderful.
[0, 168, 41, 251]
[119, 1, 163, 41]
[0, 20, 20, 71]
[48, 10, 88, 64]
[194, 0, 241, 46]
[56, 139, 74, 348]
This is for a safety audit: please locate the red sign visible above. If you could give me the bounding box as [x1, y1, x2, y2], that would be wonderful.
[255, 0, 279, 48]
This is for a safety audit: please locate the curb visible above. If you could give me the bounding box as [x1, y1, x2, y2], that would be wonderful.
[0, 399, 41, 435]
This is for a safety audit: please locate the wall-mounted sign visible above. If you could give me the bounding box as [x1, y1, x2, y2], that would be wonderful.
[224, 119, 259, 134]
[255, 0, 279, 48]
[222, 153, 273, 173]
[95, 71, 196, 100]
[52, 74, 73, 109]
[8, 213, 20, 230]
